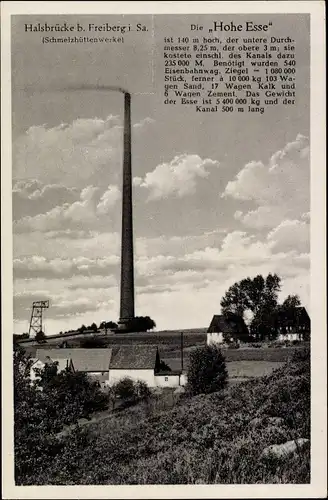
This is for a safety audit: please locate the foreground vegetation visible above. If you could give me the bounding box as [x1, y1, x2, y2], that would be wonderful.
[15, 346, 310, 485]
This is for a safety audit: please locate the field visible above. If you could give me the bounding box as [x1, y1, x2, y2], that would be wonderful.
[20, 329, 207, 357]
[162, 345, 304, 376]
[21, 332, 307, 387]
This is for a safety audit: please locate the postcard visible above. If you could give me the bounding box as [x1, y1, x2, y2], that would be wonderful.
[1, 1, 326, 498]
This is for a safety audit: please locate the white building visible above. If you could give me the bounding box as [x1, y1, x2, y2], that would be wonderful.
[277, 332, 302, 342]
[109, 345, 187, 388]
[30, 345, 187, 389]
[207, 315, 247, 345]
[31, 348, 113, 388]
[207, 331, 224, 345]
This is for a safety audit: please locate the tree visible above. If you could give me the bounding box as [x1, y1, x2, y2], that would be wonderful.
[13, 344, 109, 485]
[90, 322, 98, 332]
[221, 273, 281, 341]
[154, 349, 171, 373]
[159, 360, 172, 371]
[35, 330, 46, 343]
[281, 294, 301, 310]
[135, 380, 152, 402]
[187, 344, 228, 396]
[33, 363, 108, 422]
[78, 324, 87, 333]
[123, 316, 156, 333]
[113, 377, 136, 401]
[99, 321, 118, 330]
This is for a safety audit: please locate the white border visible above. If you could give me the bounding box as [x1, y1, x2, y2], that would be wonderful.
[1, 2, 326, 499]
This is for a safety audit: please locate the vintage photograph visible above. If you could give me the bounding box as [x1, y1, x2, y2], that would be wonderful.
[1, 2, 326, 495]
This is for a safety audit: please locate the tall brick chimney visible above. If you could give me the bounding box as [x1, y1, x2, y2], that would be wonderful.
[118, 92, 135, 328]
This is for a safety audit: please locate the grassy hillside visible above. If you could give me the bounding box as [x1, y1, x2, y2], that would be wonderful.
[26, 348, 310, 485]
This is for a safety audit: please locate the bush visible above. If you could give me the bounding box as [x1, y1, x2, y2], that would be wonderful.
[250, 343, 262, 348]
[123, 316, 156, 333]
[112, 378, 152, 405]
[187, 344, 228, 396]
[15, 344, 310, 485]
[228, 342, 240, 350]
[35, 330, 46, 343]
[113, 377, 136, 401]
[14, 345, 109, 484]
[135, 381, 152, 402]
[99, 321, 118, 330]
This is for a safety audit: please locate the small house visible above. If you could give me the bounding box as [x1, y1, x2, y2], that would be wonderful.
[108, 345, 186, 388]
[207, 314, 248, 345]
[31, 348, 112, 388]
[30, 353, 73, 383]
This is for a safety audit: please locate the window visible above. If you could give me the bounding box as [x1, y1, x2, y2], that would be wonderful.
[165, 377, 169, 382]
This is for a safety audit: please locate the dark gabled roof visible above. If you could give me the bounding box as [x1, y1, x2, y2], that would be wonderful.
[35, 348, 112, 372]
[110, 345, 158, 369]
[275, 306, 310, 325]
[207, 314, 247, 334]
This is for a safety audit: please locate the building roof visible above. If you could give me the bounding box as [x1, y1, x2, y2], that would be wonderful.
[35, 348, 112, 372]
[207, 314, 248, 335]
[275, 306, 310, 325]
[110, 345, 158, 369]
[31, 355, 72, 374]
[155, 370, 182, 376]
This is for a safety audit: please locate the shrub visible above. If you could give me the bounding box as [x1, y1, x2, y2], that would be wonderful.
[228, 342, 240, 350]
[124, 316, 156, 333]
[15, 344, 310, 485]
[35, 330, 46, 343]
[113, 377, 136, 401]
[135, 381, 152, 402]
[187, 344, 228, 396]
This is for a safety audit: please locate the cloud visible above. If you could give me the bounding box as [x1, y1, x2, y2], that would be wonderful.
[13, 180, 79, 220]
[267, 219, 310, 253]
[135, 230, 226, 259]
[133, 117, 155, 129]
[223, 134, 309, 229]
[96, 185, 121, 215]
[133, 154, 219, 200]
[13, 287, 117, 320]
[13, 116, 122, 187]
[135, 230, 309, 290]
[14, 185, 120, 233]
[13, 225, 310, 330]
[14, 255, 119, 280]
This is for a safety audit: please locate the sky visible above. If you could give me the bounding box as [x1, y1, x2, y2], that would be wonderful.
[11, 14, 310, 334]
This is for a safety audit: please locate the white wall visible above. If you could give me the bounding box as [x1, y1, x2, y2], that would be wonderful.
[180, 373, 188, 386]
[207, 331, 223, 345]
[154, 374, 181, 387]
[278, 332, 302, 342]
[108, 369, 156, 387]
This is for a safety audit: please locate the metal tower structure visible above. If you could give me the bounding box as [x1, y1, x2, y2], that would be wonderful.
[28, 300, 49, 338]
